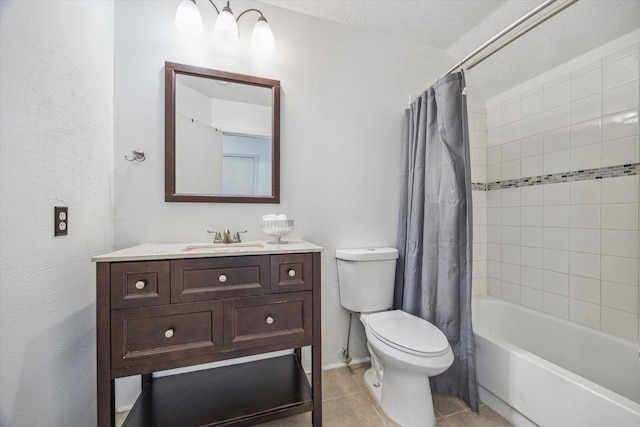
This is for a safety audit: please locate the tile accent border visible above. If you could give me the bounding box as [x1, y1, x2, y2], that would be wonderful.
[471, 182, 487, 191]
[472, 163, 640, 191]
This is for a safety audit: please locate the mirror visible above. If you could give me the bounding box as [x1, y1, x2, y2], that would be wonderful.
[165, 62, 280, 203]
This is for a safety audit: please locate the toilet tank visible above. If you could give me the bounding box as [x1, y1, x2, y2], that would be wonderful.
[335, 247, 399, 312]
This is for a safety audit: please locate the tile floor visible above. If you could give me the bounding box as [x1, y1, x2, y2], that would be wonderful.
[116, 363, 512, 427]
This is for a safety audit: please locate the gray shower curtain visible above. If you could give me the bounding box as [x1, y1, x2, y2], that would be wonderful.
[394, 71, 478, 411]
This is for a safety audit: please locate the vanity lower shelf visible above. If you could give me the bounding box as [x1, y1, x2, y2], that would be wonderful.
[122, 355, 313, 427]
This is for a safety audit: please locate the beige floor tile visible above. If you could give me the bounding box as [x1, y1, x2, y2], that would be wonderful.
[321, 364, 366, 399]
[322, 391, 388, 426]
[441, 404, 512, 427]
[346, 363, 373, 391]
[115, 411, 128, 427]
[432, 391, 472, 417]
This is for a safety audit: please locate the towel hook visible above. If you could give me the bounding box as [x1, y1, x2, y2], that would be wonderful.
[125, 150, 146, 162]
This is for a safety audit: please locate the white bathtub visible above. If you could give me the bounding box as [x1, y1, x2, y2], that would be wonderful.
[473, 295, 640, 427]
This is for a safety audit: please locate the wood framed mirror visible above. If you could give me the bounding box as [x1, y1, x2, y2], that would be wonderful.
[165, 61, 280, 203]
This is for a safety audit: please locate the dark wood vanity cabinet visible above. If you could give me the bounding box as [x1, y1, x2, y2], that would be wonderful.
[96, 250, 322, 427]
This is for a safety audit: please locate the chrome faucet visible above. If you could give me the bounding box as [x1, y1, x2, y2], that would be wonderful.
[232, 230, 247, 243]
[207, 229, 247, 243]
[207, 230, 223, 243]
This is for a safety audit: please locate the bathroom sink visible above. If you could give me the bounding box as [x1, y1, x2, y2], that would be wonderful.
[180, 242, 265, 253]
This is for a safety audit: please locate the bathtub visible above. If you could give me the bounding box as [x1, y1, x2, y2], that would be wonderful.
[473, 295, 640, 427]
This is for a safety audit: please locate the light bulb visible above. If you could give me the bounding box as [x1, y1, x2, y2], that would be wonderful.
[174, 0, 203, 36]
[214, 6, 239, 48]
[252, 17, 275, 52]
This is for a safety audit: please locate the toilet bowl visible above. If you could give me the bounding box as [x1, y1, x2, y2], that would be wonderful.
[335, 248, 454, 427]
[361, 310, 454, 427]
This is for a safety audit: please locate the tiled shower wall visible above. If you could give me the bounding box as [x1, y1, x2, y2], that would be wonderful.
[469, 107, 488, 297]
[475, 40, 640, 341]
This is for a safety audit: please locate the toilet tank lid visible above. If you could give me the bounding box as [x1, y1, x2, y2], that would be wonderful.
[335, 247, 399, 261]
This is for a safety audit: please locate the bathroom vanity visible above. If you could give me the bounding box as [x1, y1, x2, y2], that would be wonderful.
[93, 240, 322, 427]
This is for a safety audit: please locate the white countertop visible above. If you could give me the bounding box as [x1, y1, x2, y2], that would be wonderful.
[91, 240, 323, 262]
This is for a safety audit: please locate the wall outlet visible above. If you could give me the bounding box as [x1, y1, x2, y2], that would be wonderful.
[55, 206, 68, 236]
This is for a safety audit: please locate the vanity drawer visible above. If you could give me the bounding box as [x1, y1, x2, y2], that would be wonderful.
[111, 261, 170, 309]
[171, 256, 270, 303]
[270, 253, 313, 293]
[111, 302, 223, 369]
[224, 292, 312, 351]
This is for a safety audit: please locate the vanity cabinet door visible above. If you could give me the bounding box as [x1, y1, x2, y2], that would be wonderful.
[270, 254, 313, 293]
[171, 256, 270, 303]
[111, 261, 170, 309]
[224, 292, 312, 351]
[111, 301, 223, 369]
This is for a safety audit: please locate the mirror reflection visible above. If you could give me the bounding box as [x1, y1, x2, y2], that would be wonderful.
[175, 75, 273, 196]
[165, 62, 280, 203]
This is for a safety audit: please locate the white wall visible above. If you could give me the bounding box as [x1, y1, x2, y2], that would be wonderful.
[0, 1, 114, 425]
[211, 98, 271, 136]
[176, 82, 212, 125]
[113, 0, 452, 374]
[175, 113, 223, 194]
[475, 31, 640, 342]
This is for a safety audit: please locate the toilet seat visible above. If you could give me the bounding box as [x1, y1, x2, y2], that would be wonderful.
[369, 310, 450, 357]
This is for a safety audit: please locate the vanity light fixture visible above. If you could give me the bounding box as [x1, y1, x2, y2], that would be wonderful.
[174, 0, 275, 53]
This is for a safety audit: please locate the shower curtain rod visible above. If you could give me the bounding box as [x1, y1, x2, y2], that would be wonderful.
[442, 0, 579, 78]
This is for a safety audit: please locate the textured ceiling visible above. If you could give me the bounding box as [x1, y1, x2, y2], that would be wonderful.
[261, 0, 640, 100]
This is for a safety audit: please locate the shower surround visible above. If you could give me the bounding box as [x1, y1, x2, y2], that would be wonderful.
[470, 35, 640, 343]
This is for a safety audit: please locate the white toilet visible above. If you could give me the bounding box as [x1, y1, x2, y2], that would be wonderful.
[335, 248, 454, 427]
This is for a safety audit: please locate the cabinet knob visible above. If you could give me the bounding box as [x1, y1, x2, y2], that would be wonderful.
[265, 316, 274, 325]
[164, 328, 174, 338]
[135, 280, 146, 290]
[287, 269, 296, 277]
[219, 274, 227, 283]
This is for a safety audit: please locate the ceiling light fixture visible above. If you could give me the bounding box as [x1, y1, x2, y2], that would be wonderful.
[174, 0, 275, 53]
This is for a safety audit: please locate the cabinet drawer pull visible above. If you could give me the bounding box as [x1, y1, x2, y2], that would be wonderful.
[287, 269, 296, 277]
[265, 316, 274, 325]
[135, 280, 146, 290]
[164, 328, 174, 338]
[218, 274, 227, 283]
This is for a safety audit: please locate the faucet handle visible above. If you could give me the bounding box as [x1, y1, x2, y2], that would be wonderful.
[207, 230, 223, 243]
[232, 230, 247, 243]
